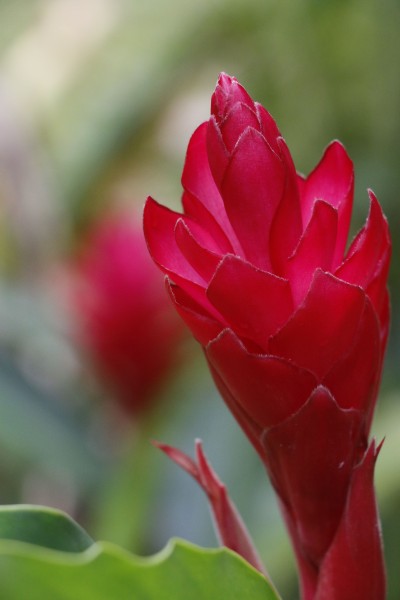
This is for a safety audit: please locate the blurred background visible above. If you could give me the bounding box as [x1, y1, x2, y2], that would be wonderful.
[0, 1, 398, 598]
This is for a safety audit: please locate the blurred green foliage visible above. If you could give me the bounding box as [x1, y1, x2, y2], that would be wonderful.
[0, 1, 398, 598]
[0, 506, 280, 600]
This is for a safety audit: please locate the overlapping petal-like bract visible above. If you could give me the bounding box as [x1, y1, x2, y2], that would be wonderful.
[144, 74, 390, 599]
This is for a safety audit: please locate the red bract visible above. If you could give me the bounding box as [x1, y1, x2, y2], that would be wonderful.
[144, 74, 390, 598]
[155, 439, 268, 579]
[70, 210, 184, 416]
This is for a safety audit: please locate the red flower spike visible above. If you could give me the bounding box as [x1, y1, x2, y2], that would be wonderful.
[144, 73, 390, 599]
[154, 440, 269, 580]
[67, 209, 184, 415]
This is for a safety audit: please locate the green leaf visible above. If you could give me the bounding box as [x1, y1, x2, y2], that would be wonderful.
[0, 505, 93, 552]
[0, 506, 280, 600]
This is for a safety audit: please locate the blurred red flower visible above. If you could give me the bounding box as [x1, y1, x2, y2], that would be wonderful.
[70, 209, 184, 416]
[144, 74, 390, 599]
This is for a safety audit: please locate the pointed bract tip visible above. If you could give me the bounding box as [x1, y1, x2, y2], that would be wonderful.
[367, 188, 379, 204]
[216, 72, 237, 89]
[370, 436, 385, 459]
[195, 440, 224, 498]
[212, 73, 254, 121]
[152, 440, 199, 479]
[151, 438, 163, 450]
[328, 138, 347, 151]
[194, 438, 204, 451]
[365, 190, 390, 242]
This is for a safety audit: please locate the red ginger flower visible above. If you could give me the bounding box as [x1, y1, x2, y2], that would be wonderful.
[144, 74, 390, 599]
[70, 210, 184, 416]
